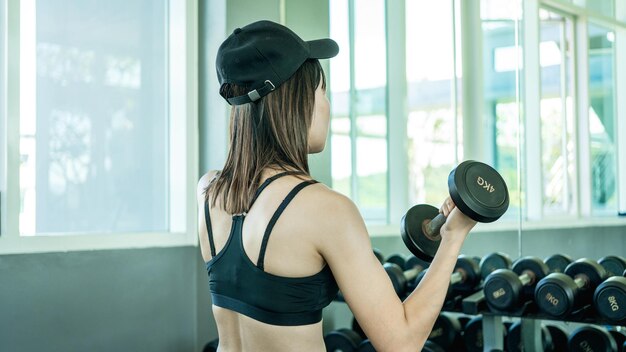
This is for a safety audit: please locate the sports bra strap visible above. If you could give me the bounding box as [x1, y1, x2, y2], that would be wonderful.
[257, 180, 318, 270]
[248, 171, 304, 210]
[204, 173, 221, 257]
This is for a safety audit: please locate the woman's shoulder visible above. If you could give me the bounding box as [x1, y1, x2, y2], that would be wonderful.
[197, 170, 220, 201]
[299, 182, 361, 220]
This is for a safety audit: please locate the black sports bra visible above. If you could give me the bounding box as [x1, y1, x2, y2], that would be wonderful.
[204, 171, 339, 326]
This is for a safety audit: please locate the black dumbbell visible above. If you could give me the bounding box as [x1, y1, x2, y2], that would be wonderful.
[546, 325, 569, 352]
[324, 329, 363, 352]
[384, 256, 430, 297]
[422, 341, 445, 352]
[386, 253, 406, 268]
[462, 316, 509, 352]
[609, 330, 626, 350]
[356, 339, 376, 352]
[373, 248, 385, 264]
[479, 252, 513, 280]
[401, 161, 510, 262]
[483, 256, 549, 311]
[568, 325, 618, 352]
[544, 254, 573, 273]
[594, 273, 626, 323]
[599, 255, 626, 277]
[505, 321, 554, 352]
[415, 255, 482, 297]
[535, 258, 609, 318]
[427, 313, 466, 350]
[202, 338, 219, 352]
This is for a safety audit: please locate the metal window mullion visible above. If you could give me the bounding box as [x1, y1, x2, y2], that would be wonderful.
[575, 16, 592, 217]
[616, 0, 626, 215]
[348, 0, 358, 205]
[385, 0, 408, 225]
[452, 0, 460, 163]
[524, 0, 544, 221]
[559, 19, 571, 213]
[542, 0, 626, 29]
[4, 0, 19, 239]
[0, 0, 5, 236]
[460, 0, 485, 162]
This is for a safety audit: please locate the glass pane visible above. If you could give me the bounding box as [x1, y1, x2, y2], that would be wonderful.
[588, 23, 617, 215]
[481, 0, 522, 20]
[19, 0, 169, 235]
[0, 0, 5, 232]
[406, 0, 457, 207]
[483, 20, 521, 221]
[540, 13, 575, 215]
[587, 0, 615, 18]
[330, 0, 351, 198]
[354, 0, 387, 222]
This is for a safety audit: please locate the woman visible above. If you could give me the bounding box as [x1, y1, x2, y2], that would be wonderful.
[197, 20, 476, 352]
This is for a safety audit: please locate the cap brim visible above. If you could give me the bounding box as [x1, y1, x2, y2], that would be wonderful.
[307, 39, 339, 59]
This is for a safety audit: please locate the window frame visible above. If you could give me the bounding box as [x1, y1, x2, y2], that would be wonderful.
[343, 0, 626, 236]
[0, 0, 199, 254]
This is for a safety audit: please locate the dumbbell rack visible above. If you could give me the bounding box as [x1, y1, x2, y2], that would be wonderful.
[454, 289, 626, 351]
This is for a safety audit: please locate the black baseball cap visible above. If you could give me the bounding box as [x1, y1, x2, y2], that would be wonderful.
[216, 20, 339, 105]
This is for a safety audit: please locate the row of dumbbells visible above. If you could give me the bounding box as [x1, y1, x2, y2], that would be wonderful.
[482, 255, 626, 324]
[358, 250, 626, 324]
[326, 313, 626, 352]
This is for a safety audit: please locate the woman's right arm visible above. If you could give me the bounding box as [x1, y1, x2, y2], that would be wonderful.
[315, 192, 475, 352]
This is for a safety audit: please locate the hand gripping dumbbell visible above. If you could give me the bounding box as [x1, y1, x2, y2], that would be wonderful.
[535, 258, 609, 318]
[544, 253, 573, 273]
[324, 328, 363, 352]
[567, 325, 619, 352]
[401, 161, 510, 262]
[598, 255, 626, 277]
[483, 256, 549, 312]
[505, 321, 554, 352]
[384, 255, 430, 297]
[593, 270, 626, 323]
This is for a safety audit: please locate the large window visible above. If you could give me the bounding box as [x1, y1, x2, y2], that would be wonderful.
[539, 10, 576, 216]
[405, 0, 459, 208]
[0, 0, 5, 236]
[19, 0, 169, 235]
[1, 0, 196, 252]
[588, 23, 617, 215]
[329, 0, 626, 227]
[330, 0, 388, 222]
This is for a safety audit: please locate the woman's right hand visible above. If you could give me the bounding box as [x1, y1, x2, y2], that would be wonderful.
[438, 197, 477, 242]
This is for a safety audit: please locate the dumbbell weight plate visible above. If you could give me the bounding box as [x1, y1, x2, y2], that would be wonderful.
[546, 325, 568, 352]
[422, 341, 445, 352]
[599, 255, 626, 277]
[373, 248, 385, 264]
[544, 254, 573, 274]
[448, 160, 509, 223]
[568, 325, 618, 352]
[427, 314, 462, 349]
[352, 317, 366, 340]
[480, 252, 513, 280]
[453, 255, 481, 291]
[405, 255, 430, 272]
[356, 339, 376, 352]
[593, 276, 626, 322]
[401, 204, 441, 262]
[324, 329, 362, 352]
[505, 322, 553, 352]
[386, 254, 406, 269]
[610, 331, 626, 349]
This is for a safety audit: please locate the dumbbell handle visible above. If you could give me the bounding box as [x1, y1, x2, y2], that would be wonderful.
[519, 273, 532, 286]
[405, 267, 421, 281]
[573, 276, 587, 289]
[451, 271, 464, 285]
[423, 213, 447, 240]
